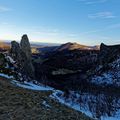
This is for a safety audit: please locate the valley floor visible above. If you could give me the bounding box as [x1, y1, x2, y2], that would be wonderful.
[0, 77, 92, 120]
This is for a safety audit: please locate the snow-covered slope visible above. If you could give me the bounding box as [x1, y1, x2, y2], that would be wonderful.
[0, 53, 120, 120]
[91, 57, 120, 86]
[0, 71, 120, 120]
[51, 90, 120, 120]
[11, 80, 53, 91]
[0, 73, 13, 79]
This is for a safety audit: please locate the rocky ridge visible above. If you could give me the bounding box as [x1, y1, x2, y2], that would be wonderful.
[10, 34, 35, 80]
[90, 43, 120, 87]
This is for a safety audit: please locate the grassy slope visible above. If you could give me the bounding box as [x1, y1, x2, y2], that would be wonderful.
[0, 77, 92, 120]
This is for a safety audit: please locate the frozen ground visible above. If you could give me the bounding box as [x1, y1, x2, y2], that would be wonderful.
[0, 73, 120, 120]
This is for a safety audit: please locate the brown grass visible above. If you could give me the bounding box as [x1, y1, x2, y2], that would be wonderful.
[0, 77, 92, 120]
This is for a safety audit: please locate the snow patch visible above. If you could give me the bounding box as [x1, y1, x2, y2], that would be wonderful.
[0, 73, 13, 79]
[91, 57, 120, 86]
[50, 90, 93, 119]
[50, 90, 120, 120]
[5, 56, 16, 64]
[42, 101, 51, 109]
[11, 80, 54, 91]
[101, 109, 120, 120]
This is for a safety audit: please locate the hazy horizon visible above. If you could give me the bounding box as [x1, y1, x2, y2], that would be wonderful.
[0, 0, 120, 45]
[0, 39, 61, 46]
[1, 38, 119, 47]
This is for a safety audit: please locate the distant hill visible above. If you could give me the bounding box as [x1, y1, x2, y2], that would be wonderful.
[0, 40, 100, 54]
[30, 42, 60, 47]
[56, 42, 99, 51]
[0, 41, 10, 50]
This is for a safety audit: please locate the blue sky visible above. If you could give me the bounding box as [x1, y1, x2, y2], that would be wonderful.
[0, 0, 120, 45]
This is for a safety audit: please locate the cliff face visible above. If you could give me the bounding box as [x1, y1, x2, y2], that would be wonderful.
[90, 43, 120, 87]
[20, 35, 32, 60]
[98, 43, 120, 65]
[91, 56, 120, 87]
[10, 34, 35, 79]
[11, 41, 23, 64]
[20, 35, 35, 79]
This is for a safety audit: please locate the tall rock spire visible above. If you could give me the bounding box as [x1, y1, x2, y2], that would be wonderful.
[10, 34, 35, 79]
[20, 34, 31, 59]
[20, 34, 35, 79]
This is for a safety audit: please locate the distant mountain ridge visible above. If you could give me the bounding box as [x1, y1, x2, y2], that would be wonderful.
[0, 41, 10, 50]
[56, 42, 100, 51]
[0, 40, 60, 47]
[0, 40, 99, 50]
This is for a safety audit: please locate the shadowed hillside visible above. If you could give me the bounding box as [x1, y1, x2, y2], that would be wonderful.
[0, 77, 92, 120]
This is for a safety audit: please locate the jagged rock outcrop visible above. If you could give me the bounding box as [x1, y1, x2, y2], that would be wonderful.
[91, 43, 120, 87]
[10, 35, 35, 79]
[0, 53, 6, 66]
[20, 34, 35, 79]
[91, 56, 120, 87]
[20, 35, 32, 60]
[11, 41, 23, 63]
[99, 43, 120, 65]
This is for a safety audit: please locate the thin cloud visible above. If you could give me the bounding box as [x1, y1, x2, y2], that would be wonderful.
[79, 24, 119, 36]
[0, 6, 12, 12]
[0, 22, 15, 27]
[80, 29, 104, 35]
[67, 33, 78, 37]
[34, 31, 59, 36]
[108, 23, 120, 29]
[30, 29, 60, 36]
[88, 12, 116, 19]
[77, 0, 108, 4]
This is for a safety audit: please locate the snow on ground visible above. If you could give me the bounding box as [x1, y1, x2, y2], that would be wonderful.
[5, 55, 16, 64]
[50, 90, 93, 119]
[0, 72, 53, 91]
[42, 101, 51, 109]
[11, 79, 93, 118]
[101, 110, 120, 120]
[91, 57, 120, 87]
[91, 71, 120, 86]
[0, 73, 13, 79]
[11, 80, 54, 91]
[0, 72, 120, 120]
[50, 90, 120, 120]
[91, 72, 114, 85]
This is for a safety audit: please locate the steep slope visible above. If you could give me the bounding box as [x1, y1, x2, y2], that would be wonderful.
[0, 77, 92, 120]
[90, 43, 120, 87]
[34, 47, 99, 90]
[91, 56, 120, 86]
[98, 43, 120, 65]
